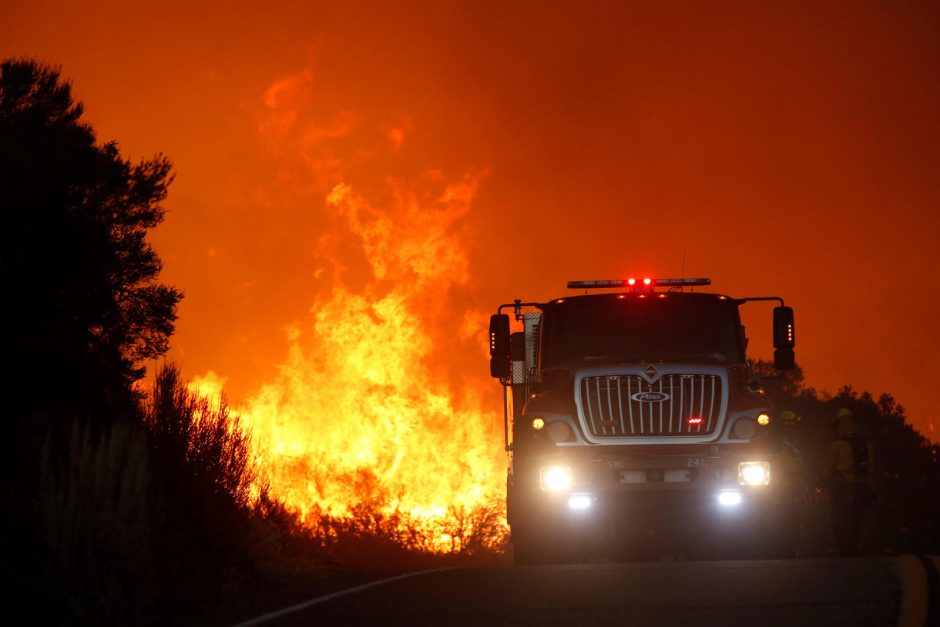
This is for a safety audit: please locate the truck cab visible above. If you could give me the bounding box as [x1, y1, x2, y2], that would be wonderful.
[489, 278, 799, 564]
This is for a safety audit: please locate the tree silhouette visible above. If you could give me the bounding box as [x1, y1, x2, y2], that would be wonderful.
[0, 59, 181, 424]
[0, 58, 183, 623]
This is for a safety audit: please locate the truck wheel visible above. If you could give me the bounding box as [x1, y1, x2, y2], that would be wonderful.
[513, 528, 570, 566]
[513, 539, 541, 566]
[513, 531, 550, 566]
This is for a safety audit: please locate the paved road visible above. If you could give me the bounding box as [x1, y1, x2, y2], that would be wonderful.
[237, 556, 937, 627]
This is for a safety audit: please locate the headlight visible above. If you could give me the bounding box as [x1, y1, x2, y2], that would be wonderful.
[716, 490, 743, 507]
[738, 461, 770, 486]
[567, 494, 593, 510]
[539, 466, 572, 491]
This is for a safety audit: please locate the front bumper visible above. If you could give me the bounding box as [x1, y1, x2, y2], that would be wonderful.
[508, 447, 799, 551]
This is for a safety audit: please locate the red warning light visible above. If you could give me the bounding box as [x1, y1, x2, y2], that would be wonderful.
[643, 278, 652, 286]
[688, 417, 704, 426]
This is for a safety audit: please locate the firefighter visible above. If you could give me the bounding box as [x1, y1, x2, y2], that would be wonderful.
[819, 407, 875, 557]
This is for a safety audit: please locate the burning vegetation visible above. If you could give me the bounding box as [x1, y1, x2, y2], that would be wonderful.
[190, 177, 505, 554]
[5, 59, 507, 627]
[184, 66, 509, 554]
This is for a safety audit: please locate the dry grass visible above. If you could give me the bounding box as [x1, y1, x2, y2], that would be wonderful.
[36, 418, 159, 626]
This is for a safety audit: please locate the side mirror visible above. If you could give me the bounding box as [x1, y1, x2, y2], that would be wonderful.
[773, 306, 795, 349]
[773, 306, 796, 370]
[489, 314, 511, 379]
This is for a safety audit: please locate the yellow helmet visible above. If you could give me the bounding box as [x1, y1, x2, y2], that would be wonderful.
[831, 407, 854, 424]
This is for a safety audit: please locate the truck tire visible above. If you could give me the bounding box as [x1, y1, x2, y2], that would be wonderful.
[513, 530, 551, 566]
[512, 527, 572, 566]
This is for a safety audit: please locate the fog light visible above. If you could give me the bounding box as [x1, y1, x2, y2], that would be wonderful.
[738, 461, 770, 486]
[540, 466, 572, 491]
[531, 417, 545, 430]
[717, 490, 743, 507]
[757, 412, 771, 426]
[567, 494, 593, 510]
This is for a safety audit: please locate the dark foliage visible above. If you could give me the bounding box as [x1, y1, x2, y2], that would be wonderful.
[0, 58, 182, 625]
[754, 360, 940, 555]
[141, 365, 261, 615]
[0, 58, 181, 429]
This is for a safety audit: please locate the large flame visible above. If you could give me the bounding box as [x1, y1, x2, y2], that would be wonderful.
[192, 69, 505, 551]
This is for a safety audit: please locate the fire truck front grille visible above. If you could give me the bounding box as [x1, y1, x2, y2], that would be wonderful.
[579, 374, 723, 438]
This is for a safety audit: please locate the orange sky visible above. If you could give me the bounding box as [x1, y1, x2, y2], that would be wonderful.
[4, 1, 939, 439]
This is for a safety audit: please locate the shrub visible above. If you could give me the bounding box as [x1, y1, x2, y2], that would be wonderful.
[141, 364, 262, 610]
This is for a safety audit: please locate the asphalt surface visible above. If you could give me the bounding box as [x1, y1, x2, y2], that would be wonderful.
[232, 556, 940, 627]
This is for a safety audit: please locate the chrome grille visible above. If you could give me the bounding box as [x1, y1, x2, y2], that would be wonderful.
[579, 373, 723, 438]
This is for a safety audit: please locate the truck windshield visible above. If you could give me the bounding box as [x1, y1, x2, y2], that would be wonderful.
[540, 296, 744, 367]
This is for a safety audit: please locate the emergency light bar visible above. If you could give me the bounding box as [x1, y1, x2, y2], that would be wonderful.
[567, 278, 711, 289]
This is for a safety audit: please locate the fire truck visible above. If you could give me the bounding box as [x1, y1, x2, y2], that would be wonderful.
[489, 278, 800, 564]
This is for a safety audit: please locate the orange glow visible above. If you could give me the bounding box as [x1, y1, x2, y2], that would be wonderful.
[192, 166, 506, 551]
[4, 3, 939, 546]
[181, 60, 507, 550]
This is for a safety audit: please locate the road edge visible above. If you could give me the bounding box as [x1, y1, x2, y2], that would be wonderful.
[229, 567, 456, 627]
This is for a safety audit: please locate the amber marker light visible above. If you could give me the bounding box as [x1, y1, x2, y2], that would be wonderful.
[757, 412, 771, 426]
[531, 417, 545, 430]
